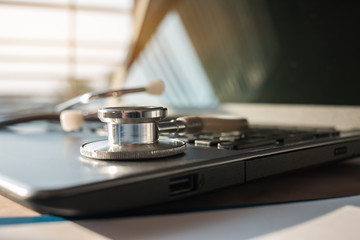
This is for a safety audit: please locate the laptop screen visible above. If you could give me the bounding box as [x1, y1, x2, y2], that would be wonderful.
[122, 0, 359, 108]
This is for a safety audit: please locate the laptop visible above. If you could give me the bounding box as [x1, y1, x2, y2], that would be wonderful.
[0, 0, 360, 217]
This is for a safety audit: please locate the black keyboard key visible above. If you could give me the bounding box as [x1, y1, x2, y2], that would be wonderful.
[218, 139, 276, 150]
[276, 133, 314, 145]
[195, 139, 229, 147]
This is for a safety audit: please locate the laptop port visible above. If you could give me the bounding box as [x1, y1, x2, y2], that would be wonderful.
[334, 146, 347, 156]
[169, 174, 197, 196]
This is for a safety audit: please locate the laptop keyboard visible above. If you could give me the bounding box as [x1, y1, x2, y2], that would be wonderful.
[174, 126, 340, 150]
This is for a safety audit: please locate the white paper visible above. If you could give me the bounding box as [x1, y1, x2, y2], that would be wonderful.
[0, 221, 109, 240]
[253, 205, 360, 240]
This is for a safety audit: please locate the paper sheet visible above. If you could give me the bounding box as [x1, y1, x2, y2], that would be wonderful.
[253, 205, 360, 240]
[1, 195, 360, 240]
[0, 221, 109, 240]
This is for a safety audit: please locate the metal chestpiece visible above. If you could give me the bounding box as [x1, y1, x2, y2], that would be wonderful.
[99, 106, 166, 145]
[80, 107, 186, 160]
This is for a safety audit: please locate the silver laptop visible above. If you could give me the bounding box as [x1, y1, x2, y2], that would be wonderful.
[0, 0, 359, 216]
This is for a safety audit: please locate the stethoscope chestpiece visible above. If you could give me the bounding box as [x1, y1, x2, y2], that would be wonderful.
[80, 106, 186, 160]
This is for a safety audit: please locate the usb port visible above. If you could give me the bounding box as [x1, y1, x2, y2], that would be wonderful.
[334, 146, 347, 156]
[169, 174, 197, 196]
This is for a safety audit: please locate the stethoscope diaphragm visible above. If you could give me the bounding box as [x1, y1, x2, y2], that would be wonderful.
[80, 138, 186, 160]
[80, 106, 186, 160]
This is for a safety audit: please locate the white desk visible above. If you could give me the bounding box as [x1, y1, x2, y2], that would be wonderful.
[0, 195, 359, 239]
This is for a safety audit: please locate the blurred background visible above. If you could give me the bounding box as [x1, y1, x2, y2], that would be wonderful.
[1, 0, 359, 117]
[0, 0, 135, 115]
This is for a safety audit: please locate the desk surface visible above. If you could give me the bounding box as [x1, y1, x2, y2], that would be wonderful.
[1, 190, 360, 239]
[0, 195, 38, 217]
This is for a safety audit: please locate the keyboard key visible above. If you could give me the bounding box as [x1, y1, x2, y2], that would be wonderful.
[218, 139, 276, 150]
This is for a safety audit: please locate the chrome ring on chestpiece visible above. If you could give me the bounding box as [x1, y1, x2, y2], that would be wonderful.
[80, 107, 186, 160]
[99, 107, 166, 145]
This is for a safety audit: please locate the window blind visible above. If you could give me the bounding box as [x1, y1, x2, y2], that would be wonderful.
[0, 0, 134, 110]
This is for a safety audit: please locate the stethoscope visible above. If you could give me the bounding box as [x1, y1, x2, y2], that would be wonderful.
[0, 80, 248, 160]
[0, 79, 164, 128]
[80, 106, 248, 160]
